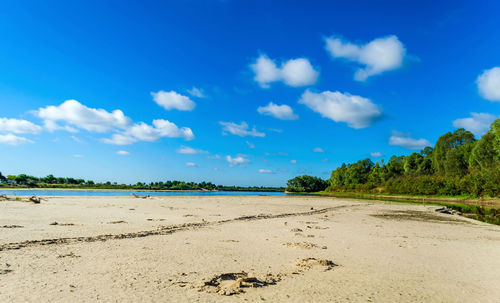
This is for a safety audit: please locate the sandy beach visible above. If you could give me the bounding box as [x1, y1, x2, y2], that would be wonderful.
[1, 195, 499, 302]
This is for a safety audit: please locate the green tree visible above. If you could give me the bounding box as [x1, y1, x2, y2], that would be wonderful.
[432, 128, 475, 175]
[286, 175, 328, 192]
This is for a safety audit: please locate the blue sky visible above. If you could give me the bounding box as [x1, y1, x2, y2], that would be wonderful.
[0, 0, 499, 186]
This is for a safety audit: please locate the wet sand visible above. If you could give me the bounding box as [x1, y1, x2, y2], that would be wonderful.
[1, 196, 499, 302]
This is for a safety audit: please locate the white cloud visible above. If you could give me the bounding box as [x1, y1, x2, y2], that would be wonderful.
[389, 131, 431, 150]
[325, 35, 406, 81]
[37, 100, 194, 145]
[257, 102, 298, 120]
[185, 162, 197, 167]
[220, 121, 265, 137]
[72, 154, 84, 158]
[36, 100, 131, 132]
[370, 151, 383, 157]
[299, 90, 382, 129]
[246, 141, 255, 149]
[290, 159, 297, 164]
[151, 90, 196, 111]
[0, 134, 33, 145]
[313, 147, 325, 153]
[207, 154, 221, 159]
[0, 118, 42, 134]
[43, 120, 78, 133]
[250, 54, 319, 88]
[187, 87, 206, 98]
[70, 135, 84, 144]
[102, 119, 194, 145]
[278, 152, 288, 156]
[453, 113, 498, 136]
[477, 67, 500, 102]
[226, 155, 250, 167]
[176, 146, 208, 154]
[102, 133, 137, 145]
[116, 150, 130, 156]
[258, 169, 273, 174]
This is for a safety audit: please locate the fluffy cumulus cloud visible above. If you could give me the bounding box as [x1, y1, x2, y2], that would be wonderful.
[102, 119, 194, 145]
[299, 90, 382, 129]
[36, 100, 194, 145]
[226, 155, 250, 167]
[257, 102, 298, 120]
[151, 90, 196, 111]
[0, 118, 42, 134]
[250, 54, 319, 88]
[116, 150, 130, 156]
[36, 100, 131, 132]
[258, 169, 273, 174]
[389, 131, 431, 150]
[176, 146, 208, 154]
[476, 67, 500, 102]
[325, 35, 406, 81]
[313, 147, 325, 153]
[370, 152, 383, 157]
[0, 133, 33, 145]
[453, 113, 498, 136]
[220, 121, 265, 137]
[185, 162, 197, 167]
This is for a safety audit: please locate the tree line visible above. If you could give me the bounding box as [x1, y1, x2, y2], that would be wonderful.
[287, 118, 500, 197]
[0, 173, 284, 192]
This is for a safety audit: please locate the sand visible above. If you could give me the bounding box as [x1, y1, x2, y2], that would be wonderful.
[0, 195, 499, 302]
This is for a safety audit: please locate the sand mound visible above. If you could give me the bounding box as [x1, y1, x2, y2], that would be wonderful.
[296, 258, 337, 270]
[198, 272, 281, 296]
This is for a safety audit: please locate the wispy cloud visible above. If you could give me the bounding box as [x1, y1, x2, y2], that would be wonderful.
[187, 87, 206, 98]
[258, 169, 274, 174]
[220, 121, 265, 137]
[0, 134, 33, 146]
[370, 152, 383, 157]
[226, 155, 250, 167]
[176, 146, 208, 154]
[389, 131, 431, 150]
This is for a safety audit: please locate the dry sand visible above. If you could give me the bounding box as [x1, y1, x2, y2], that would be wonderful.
[0, 195, 499, 302]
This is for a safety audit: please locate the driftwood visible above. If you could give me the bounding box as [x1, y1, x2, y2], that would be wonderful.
[29, 196, 42, 204]
[0, 195, 46, 204]
[132, 193, 151, 199]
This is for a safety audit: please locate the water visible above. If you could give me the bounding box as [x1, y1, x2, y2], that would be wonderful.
[0, 189, 287, 197]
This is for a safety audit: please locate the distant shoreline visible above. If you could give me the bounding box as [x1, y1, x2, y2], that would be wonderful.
[0, 188, 213, 192]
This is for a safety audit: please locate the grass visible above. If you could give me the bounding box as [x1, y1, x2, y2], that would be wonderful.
[291, 191, 500, 226]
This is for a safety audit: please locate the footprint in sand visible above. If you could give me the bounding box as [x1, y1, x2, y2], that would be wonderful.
[194, 272, 282, 296]
[282, 242, 327, 249]
[296, 258, 337, 271]
[107, 220, 127, 224]
[1, 225, 23, 228]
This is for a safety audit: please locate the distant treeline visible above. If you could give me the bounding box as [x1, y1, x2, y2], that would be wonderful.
[288, 118, 500, 197]
[0, 174, 284, 192]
